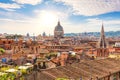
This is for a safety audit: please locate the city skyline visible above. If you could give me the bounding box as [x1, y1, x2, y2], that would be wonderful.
[0, 0, 120, 35]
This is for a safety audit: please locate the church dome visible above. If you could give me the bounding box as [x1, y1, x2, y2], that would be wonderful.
[54, 21, 64, 38]
[54, 21, 63, 31]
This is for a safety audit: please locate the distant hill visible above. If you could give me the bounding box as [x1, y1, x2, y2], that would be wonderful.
[64, 31, 120, 37]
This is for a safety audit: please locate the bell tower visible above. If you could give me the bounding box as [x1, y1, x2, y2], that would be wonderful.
[97, 23, 109, 57]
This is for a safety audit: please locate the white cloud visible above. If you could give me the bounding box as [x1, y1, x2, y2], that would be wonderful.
[34, 9, 69, 21]
[0, 9, 70, 35]
[87, 18, 120, 25]
[0, 7, 119, 35]
[0, 18, 33, 23]
[0, 10, 31, 20]
[63, 18, 120, 33]
[82, 18, 120, 32]
[0, 18, 43, 35]
[54, 0, 120, 16]
[0, 17, 120, 35]
[30, 9, 70, 34]
[13, 0, 42, 5]
[0, 3, 21, 10]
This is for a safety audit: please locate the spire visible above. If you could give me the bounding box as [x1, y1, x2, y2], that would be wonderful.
[98, 22, 107, 48]
[101, 22, 104, 37]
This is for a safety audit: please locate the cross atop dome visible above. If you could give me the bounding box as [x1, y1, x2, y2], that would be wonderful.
[58, 21, 60, 25]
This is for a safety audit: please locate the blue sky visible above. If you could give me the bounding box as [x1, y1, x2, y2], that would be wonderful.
[0, 0, 120, 35]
